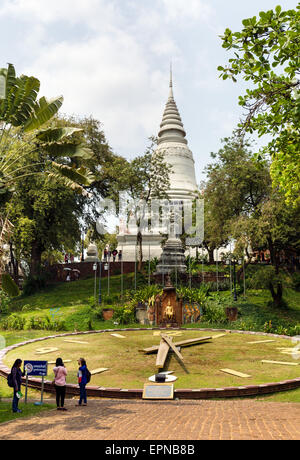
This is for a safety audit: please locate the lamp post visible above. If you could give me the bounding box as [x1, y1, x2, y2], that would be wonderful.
[81, 234, 85, 262]
[104, 261, 110, 296]
[93, 263, 97, 302]
[98, 259, 102, 305]
[226, 256, 243, 301]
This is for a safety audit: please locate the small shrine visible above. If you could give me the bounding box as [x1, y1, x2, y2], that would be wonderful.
[154, 275, 183, 327]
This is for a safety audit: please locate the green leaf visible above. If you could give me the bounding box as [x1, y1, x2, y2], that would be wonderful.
[42, 143, 94, 160]
[36, 127, 83, 143]
[23, 96, 64, 132]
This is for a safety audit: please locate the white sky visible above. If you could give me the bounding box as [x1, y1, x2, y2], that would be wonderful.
[0, 0, 297, 185]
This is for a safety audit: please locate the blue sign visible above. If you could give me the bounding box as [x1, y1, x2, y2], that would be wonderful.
[24, 361, 48, 377]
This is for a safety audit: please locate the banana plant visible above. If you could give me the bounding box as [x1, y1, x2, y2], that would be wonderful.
[0, 63, 96, 292]
[0, 63, 95, 197]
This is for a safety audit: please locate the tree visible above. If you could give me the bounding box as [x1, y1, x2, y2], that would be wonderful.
[204, 134, 300, 306]
[203, 133, 271, 263]
[218, 4, 300, 204]
[6, 115, 119, 276]
[0, 63, 95, 287]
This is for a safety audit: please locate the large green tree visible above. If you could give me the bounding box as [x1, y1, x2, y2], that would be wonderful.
[218, 4, 300, 204]
[7, 115, 120, 276]
[203, 133, 271, 263]
[204, 133, 300, 306]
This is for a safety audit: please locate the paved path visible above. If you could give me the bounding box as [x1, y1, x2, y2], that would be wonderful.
[0, 399, 299, 440]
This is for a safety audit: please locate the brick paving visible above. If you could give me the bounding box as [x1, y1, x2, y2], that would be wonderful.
[0, 399, 299, 440]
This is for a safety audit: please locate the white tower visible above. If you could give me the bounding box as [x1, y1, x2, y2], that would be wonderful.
[117, 70, 198, 261]
[156, 67, 198, 200]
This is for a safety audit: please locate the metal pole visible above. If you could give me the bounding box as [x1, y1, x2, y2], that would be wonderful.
[148, 245, 151, 287]
[121, 245, 124, 301]
[41, 375, 44, 404]
[108, 257, 110, 296]
[134, 244, 137, 292]
[216, 249, 219, 292]
[25, 372, 28, 404]
[233, 261, 237, 301]
[202, 248, 204, 283]
[98, 260, 102, 305]
[243, 258, 246, 298]
[189, 247, 192, 289]
[94, 266, 97, 302]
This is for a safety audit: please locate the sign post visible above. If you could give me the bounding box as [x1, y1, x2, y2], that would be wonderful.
[24, 361, 48, 406]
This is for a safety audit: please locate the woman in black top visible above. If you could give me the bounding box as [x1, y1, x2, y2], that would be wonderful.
[11, 359, 24, 413]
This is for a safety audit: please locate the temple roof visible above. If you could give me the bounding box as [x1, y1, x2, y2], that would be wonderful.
[158, 68, 187, 146]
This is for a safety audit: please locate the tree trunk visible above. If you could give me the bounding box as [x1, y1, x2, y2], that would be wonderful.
[137, 230, 143, 272]
[9, 241, 19, 282]
[269, 281, 283, 307]
[30, 241, 44, 276]
[208, 248, 215, 265]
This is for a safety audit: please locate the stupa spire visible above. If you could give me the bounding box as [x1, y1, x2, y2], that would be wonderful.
[158, 67, 187, 145]
[169, 62, 174, 99]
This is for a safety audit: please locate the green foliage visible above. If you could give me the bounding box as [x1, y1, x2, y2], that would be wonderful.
[1, 274, 20, 297]
[0, 290, 10, 315]
[249, 266, 292, 291]
[113, 304, 136, 325]
[202, 295, 228, 325]
[0, 313, 65, 331]
[22, 274, 47, 296]
[177, 285, 209, 305]
[0, 64, 94, 199]
[129, 285, 162, 304]
[292, 273, 300, 292]
[219, 5, 300, 204]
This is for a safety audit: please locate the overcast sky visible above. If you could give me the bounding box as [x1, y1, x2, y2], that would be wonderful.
[0, 0, 297, 184]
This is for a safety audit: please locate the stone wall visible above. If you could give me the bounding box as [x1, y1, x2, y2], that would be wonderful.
[49, 261, 139, 282]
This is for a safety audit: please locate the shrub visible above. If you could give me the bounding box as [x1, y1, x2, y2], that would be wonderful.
[1, 314, 26, 330]
[202, 302, 227, 325]
[113, 305, 135, 325]
[292, 273, 300, 292]
[21, 304, 33, 312]
[22, 274, 47, 296]
[0, 290, 10, 315]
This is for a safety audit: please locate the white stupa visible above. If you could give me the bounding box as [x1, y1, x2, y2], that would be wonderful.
[117, 69, 198, 261]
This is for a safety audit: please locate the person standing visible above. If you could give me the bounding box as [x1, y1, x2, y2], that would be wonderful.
[77, 358, 88, 406]
[53, 358, 67, 411]
[103, 248, 108, 261]
[118, 250, 122, 262]
[112, 249, 118, 262]
[11, 359, 24, 413]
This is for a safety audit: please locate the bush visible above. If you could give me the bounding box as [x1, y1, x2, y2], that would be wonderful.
[21, 304, 33, 312]
[22, 274, 48, 296]
[113, 305, 136, 325]
[202, 302, 227, 325]
[292, 273, 300, 292]
[0, 290, 10, 315]
[201, 294, 228, 324]
[1, 314, 26, 330]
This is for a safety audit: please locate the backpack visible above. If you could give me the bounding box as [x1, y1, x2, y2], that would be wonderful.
[85, 368, 91, 384]
[7, 373, 14, 388]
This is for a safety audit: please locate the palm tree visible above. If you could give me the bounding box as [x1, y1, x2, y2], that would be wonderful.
[0, 63, 95, 291]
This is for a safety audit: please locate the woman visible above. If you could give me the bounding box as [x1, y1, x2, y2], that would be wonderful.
[53, 358, 67, 411]
[11, 359, 24, 413]
[77, 358, 88, 406]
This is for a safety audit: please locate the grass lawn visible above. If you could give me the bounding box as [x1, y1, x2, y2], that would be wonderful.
[0, 401, 55, 425]
[1, 274, 299, 403]
[3, 330, 300, 391]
